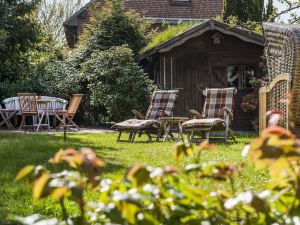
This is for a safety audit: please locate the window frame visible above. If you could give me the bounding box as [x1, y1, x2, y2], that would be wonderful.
[227, 64, 258, 89]
[169, 0, 191, 6]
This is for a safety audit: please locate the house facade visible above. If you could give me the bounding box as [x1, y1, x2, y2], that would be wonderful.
[64, 0, 224, 47]
[140, 20, 264, 130]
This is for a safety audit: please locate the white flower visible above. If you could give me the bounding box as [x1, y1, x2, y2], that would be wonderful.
[241, 144, 250, 157]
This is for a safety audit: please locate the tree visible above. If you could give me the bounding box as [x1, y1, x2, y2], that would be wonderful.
[270, 0, 300, 24]
[0, 0, 41, 82]
[222, 0, 264, 22]
[264, 0, 275, 22]
[37, 0, 84, 45]
[84, 0, 150, 57]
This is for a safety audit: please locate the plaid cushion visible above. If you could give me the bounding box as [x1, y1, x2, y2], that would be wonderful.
[112, 119, 160, 131]
[182, 118, 225, 130]
[146, 90, 179, 120]
[203, 88, 235, 119]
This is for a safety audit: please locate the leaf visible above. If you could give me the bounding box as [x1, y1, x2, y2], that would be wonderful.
[126, 164, 150, 186]
[121, 202, 139, 224]
[173, 142, 189, 161]
[32, 172, 50, 200]
[269, 157, 289, 180]
[48, 149, 64, 164]
[195, 140, 218, 153]
[15, 165, 34, 181]
[137, 212, 159, 225]
[51, 187, 68, 201]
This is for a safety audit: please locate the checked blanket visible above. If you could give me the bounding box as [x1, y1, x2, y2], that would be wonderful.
[146, 90, 179, 120]
[203, 88, 235, 119]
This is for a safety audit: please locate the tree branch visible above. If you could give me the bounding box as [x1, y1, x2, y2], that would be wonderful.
[271, 5, 300, 21]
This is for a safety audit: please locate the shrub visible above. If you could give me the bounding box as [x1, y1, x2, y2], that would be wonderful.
[83, 45, 154, 122]
[32, 60, 81, 100]
[14, 126, 300, 225]
[0, 80, 34, 101]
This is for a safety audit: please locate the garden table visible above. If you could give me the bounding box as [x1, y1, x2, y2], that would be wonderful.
[160, 117, 189, 142]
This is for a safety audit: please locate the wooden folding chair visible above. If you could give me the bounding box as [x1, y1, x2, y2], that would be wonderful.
[18, 93, 44, 131]
[0, 105, 18, 129]
[53, 94, 83, 130]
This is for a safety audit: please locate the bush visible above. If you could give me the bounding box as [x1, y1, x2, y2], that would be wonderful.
[0, 80, 35, 102]
[32, 60, 81, 100]
[14, 126, 300, 225]
[83, 45, 154, 122]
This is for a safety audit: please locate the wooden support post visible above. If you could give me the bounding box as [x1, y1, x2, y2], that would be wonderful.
[259, 86, 267, 134]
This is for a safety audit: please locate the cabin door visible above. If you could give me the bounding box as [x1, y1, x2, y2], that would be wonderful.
[171, 52, 208, 116]
[209, 65, 227, 88]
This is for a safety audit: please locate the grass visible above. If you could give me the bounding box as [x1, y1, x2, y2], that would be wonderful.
[0, 132, 268, 224]
[142, 21, 204, 53]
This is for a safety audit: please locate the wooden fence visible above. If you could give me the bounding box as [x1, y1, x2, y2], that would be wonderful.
[259, 73, 290, 133]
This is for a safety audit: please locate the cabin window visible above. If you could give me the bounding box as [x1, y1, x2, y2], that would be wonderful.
[227, 65, 257, 88]
[169, 0, 191, 6]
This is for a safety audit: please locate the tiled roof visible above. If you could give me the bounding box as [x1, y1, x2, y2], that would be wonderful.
[64, 0, 224, 26]
[123, 0, 223, 19]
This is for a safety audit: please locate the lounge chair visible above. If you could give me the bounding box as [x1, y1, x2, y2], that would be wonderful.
[53, 94, 83, 131]
[112, 90, 179, 142]
[182, 88, 237, 143]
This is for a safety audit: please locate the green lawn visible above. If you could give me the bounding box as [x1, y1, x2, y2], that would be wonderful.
[0, 132, 267, 224]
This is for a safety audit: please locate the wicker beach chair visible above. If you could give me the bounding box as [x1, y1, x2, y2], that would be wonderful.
[182, 88, 237, 143]
[53, 94, 83, 131]
[112, 90, 179, 142]
[263, 23, 300, 135]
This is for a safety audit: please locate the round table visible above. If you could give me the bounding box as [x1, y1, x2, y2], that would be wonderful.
[160, 117, 189, 142]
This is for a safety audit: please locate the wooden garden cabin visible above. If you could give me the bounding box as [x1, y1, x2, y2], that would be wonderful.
[140, 19, 265, 130]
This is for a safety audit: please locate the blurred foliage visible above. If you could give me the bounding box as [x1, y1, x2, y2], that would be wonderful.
[14, 125, 300, 224]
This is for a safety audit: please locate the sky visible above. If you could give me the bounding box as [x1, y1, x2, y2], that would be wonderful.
[80, 0, 299, 23]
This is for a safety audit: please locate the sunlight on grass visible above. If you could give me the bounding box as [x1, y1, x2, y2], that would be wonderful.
[0, 132, 266, 224]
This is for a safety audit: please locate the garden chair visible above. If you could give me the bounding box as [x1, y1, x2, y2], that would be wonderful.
[0, 105, 18, 129]
[182, 88, 237, 143]
[18, 93, 44, 131]
[112, 90, 179, 142]
[53, 94, 83, 131]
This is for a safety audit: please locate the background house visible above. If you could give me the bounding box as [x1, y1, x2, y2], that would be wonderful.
[140, 20, 264, 131]
[64, 0, 224, 47]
